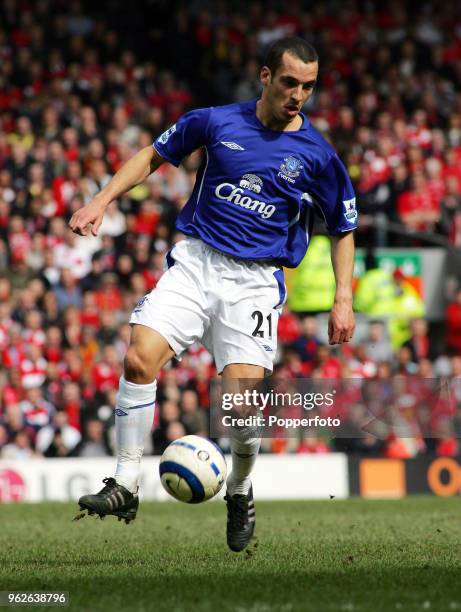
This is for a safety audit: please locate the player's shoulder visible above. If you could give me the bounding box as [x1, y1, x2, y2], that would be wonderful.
[190, 101, 256, 141]
[205, 100, 255, 122]
[303, 120, 337, 163]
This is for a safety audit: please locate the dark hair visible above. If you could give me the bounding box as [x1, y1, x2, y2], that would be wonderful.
[264, 37, 318, 75]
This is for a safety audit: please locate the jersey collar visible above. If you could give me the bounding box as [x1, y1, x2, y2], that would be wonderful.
[248, 98, 310, 133]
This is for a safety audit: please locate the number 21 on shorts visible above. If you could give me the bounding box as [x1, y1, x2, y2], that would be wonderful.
[251, 310, 273, 338]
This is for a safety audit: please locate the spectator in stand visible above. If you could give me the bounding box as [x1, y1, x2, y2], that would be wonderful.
[440, 176, 461, 247]
[75, 419, 111, 457]
[435, 416, 459, 457]
[402, 318, 433, 362]
[394, 345, 418, 375]
[36, 410, 81, 456]
[290, 316, 321, 365]
[1, 429, 40, 460]
[362, 320, 393, 364]
[54, 230, 93, 279]
[92, 344, 121, 393]
[95, 310, 119, 345]
[297, 434, 331, 454]
[180, 389, 207, 436]
[93, 272, 122, 312]
[60, 381, 83, 431]
[312, 345, 342, 378]
[19, 386, 54, 432]
[53, 268, 82, 312]
[153, 399, 181, 455]
[22, 309, 46, 348]
[446, 288, 461, 356]
[348, 344, 377, 378]
[397, 172, 441, 232]
[80, 254, 104, 292]
[164, 421, 187, 450]
[99, 201, 126, 239]
[19, 343, 48, 389]
[0, 424, 8, 451]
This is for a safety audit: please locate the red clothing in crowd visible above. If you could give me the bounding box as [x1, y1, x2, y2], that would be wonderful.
[22, 328, 46, 348]
[80, 308, 101, 329]
[134, 209, 160, 235]
[52, 176, 78, 214]
[408, 335, 430, 360]
[436, 438, 459, 457]
[20, 398, 53, 430]
[94, 287, 123, 311]
[8, 229, 31, 262]
[446, 300, 461, 354]
[397, 190, 440, 229]
[2, 383, 23, 408]
[92, 362, 119, 392]
[19, 356, 48, 389]
[278, 311, 301, 344]
[297, 439, 331, 454]
[317, 356, 342, 378]
[2, 340, 27, 368]
[63, 401, 81, 432]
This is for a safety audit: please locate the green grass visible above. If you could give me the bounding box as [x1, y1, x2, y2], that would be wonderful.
[0, 497, 460, 612]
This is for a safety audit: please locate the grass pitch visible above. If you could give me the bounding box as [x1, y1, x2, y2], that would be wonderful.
[1, 497, 460, 612]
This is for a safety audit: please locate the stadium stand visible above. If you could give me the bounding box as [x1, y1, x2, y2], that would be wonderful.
[1, 0, 461, 459]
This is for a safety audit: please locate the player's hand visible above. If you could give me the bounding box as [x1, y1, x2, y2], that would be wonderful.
[328, 300, 355, 345]
[68, 198, 106, 236]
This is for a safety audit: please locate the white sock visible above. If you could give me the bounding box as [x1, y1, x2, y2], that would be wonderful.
[226, 434, 261, 496]
[114, 376, 157, 493]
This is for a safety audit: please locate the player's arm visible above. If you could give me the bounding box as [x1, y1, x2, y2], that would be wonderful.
[329, 230, 355, 345]
[69, 146, 165, 236]
[307, 153, 357, 345]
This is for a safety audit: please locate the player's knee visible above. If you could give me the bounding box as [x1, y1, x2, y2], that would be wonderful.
[123, 346, 157, 383]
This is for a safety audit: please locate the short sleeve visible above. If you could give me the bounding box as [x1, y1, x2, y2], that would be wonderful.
[153, 107, 211, 167]
[309, 155, 358, 234]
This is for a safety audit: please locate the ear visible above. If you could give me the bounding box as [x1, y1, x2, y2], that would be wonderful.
[260, 65, 271, 87]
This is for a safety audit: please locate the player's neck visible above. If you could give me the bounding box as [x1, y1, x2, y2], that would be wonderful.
[256, 99, 302, 132]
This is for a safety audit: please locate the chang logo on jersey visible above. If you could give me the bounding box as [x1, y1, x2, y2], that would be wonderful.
[158, 124, 177, 144]
[239, 174, 262, 194]
[278, 156, 303, 184]
[343, 197, 357, 223]
[215, 177, 276, 219]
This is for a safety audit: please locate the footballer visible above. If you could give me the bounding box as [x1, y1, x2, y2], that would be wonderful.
[69, 36, 356, 552]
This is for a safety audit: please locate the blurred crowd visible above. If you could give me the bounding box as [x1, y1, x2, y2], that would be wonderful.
[1, 0, 461, 460]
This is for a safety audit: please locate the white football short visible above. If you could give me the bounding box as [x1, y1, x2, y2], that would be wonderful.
[129, 237, 287, 373]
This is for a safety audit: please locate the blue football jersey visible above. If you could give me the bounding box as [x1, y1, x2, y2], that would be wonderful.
[153, 100, 357, 268]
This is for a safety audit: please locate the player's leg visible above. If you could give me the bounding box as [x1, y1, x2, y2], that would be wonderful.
[76, 326, 174, 523]
[114, 324, 175, 492]
[211, 256, 285, 551]
[222, 363, 263, 552]
[223, 363, 264, 497]
[76, 238, 210, 522]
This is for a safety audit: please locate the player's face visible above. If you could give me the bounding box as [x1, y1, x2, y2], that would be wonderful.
[261, 52, 318, 124]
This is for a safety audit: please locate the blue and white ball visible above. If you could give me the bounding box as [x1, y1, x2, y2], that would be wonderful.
[159, 435, 227, 503]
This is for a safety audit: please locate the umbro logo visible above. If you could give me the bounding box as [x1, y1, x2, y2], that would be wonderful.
[221, 141, 245, 151]
[115, 408, 128, 417]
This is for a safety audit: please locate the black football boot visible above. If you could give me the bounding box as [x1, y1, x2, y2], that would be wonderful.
[73, 477, 138, 524]
[224, 484, 255, 552]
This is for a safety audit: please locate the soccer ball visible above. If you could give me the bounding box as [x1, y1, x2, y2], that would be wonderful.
[159, 435, 227, 503]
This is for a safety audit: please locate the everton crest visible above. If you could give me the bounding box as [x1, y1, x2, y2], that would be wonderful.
[278, 156, 303, 184]
[280, 156, 303, 178]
